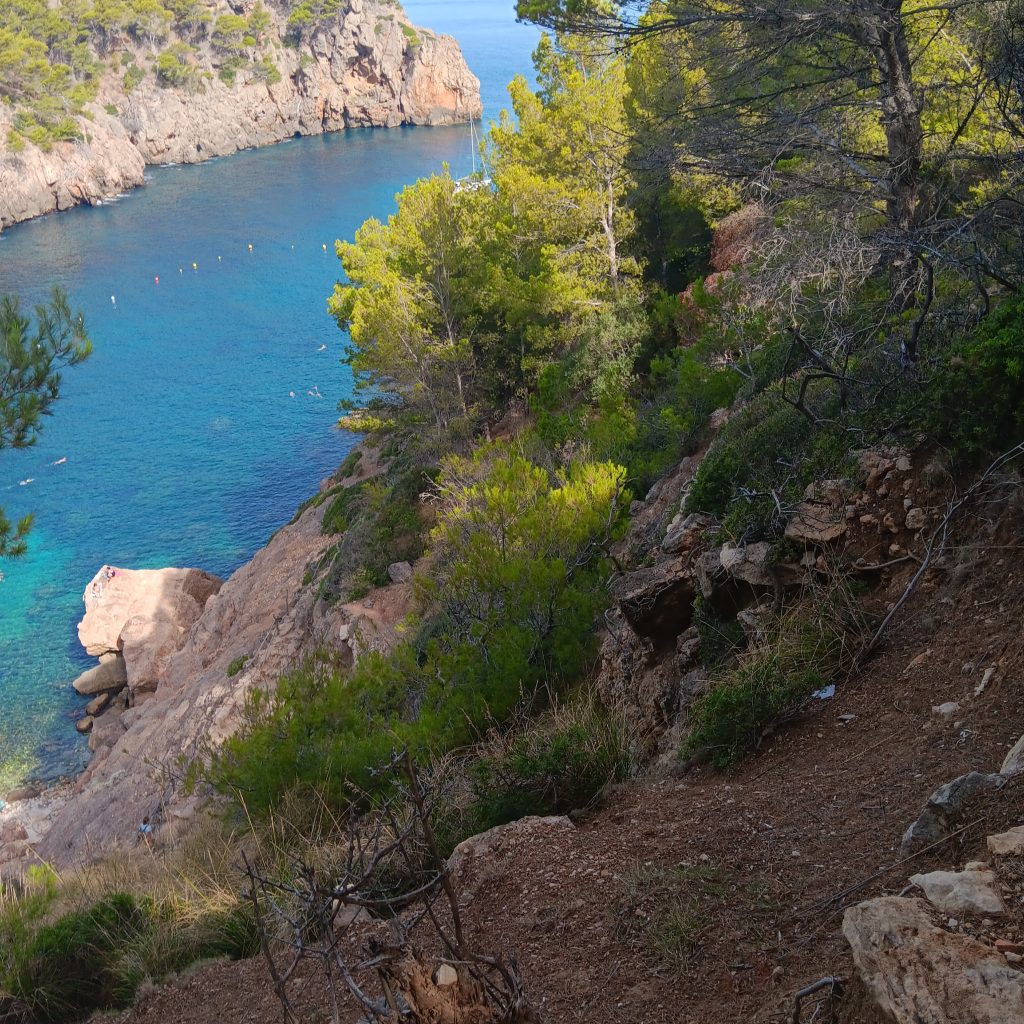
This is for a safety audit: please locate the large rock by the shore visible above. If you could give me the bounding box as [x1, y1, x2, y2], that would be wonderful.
[72, 654, 128, 696]
[78, 567, 223, 694]
[0, 0, 481, 230]
[37, 499, 348, 863]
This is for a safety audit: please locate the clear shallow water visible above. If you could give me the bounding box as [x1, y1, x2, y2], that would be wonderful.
[0, 1, 540, 792]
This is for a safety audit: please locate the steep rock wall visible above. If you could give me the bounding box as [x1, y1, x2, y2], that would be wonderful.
[0, 0, 481, 230]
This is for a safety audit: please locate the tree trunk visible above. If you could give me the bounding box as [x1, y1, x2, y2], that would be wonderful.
[864, 0, 926, 347]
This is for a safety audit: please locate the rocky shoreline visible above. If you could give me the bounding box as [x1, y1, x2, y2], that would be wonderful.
[0, 0, 481, 231]
[0, 448, 413, 871]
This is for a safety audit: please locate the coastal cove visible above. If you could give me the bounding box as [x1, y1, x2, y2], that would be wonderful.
[0, 0, 540, 793]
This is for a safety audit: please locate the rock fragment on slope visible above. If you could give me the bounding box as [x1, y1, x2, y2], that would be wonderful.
[843, 896, 1024, 1024]
[909, 862, 1006, 916]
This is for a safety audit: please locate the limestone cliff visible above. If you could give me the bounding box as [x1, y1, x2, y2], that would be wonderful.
[0, 454, 413, 867]
[0, 0, 481, 230]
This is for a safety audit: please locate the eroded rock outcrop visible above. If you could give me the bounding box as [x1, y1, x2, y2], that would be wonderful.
[35, 500, 348, 864]
[0, 0, 481, 229]
[844, 896, 1024, 1023]
[79, 567, 224, 695]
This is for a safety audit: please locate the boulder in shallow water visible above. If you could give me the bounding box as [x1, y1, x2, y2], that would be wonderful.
[85, 693, 111, 717]
[72, 654, 127, 696]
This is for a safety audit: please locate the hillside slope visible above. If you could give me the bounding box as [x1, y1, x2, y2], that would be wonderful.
[101, 454, 1024, 1024]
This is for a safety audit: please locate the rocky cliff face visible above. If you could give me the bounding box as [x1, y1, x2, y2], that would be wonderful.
[0, 0, 481, 230]
[0, 453, 413, 868]
[29, 500, 342, 863]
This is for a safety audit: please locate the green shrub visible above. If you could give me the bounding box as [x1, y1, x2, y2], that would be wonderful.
[682, 599, 853, 767]
[464, 703, 631, 834]
[217, 58, 244, 85]
[6, 893, 151, 1022]
[681, 382, 856, 541]
[0, 866, 58, 953]
[321, 482, 366, 536]
[337, 448, 363, 479]
[692, 596, 745, 669]
[685, 660, 825, 768]
[122, 64, 145, 92]
[0, 868, 258, 1023]
[252, 57, 281, 85]
[317, 471, 426, 601]
[226, 655, 249, 678]
[927, 299, 1024, 463]
[687, 390, 812, 525]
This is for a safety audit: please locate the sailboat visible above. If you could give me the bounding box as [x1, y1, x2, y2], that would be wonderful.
[455, 116, 492, 193]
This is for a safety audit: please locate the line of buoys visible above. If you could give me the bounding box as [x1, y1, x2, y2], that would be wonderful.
[148, 242, 334, 287]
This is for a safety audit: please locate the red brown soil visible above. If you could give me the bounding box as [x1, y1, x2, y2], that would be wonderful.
[110, 503, 1024, 1024]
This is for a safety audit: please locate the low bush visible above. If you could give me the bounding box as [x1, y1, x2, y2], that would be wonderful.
[462, 699, 631, 835]
[122, 64, 145, 92]
[226, 655, 248, 678]
[7, 893, 150, 1022]
[927, 298, 1024, 464]
[683, 592, 860, 767]
[684, 380, 856, 542]
[0, 827, 259, 1023]
[685, 659, 825, 769]
[317, 469, 426, 601]
[686, 388, 813, 528]
[320, 482, 365, 536]
[691, 596, 745, 669]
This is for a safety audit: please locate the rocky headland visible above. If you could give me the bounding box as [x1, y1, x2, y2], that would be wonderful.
[0, 0, 481, 230]
[0, 449, 413, 867]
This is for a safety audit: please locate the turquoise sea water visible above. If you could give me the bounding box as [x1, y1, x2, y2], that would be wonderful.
[0, 1, 540, 791]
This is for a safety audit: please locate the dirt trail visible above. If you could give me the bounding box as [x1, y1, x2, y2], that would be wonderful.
[110, 516, 1024, 1024]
